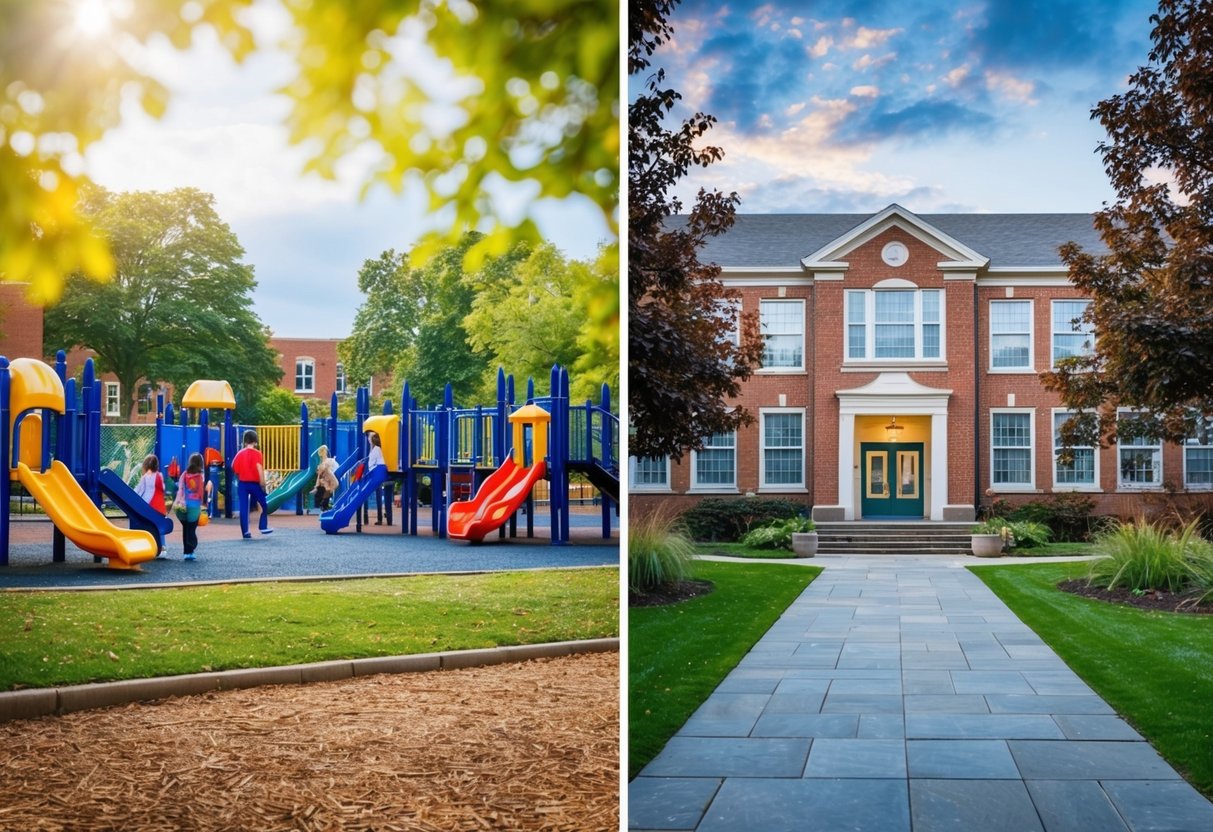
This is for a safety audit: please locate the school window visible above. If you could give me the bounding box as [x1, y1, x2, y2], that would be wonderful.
[137, 384, 154, 416]
[295, 358, 315, 394]
[990, 300, 1033, 370]
[716, 299, 741, 347]
[1053, 411, 1096, 488]
[691, 431, 736, 490]
[761, 410, 805, 488]
[1117, 412, 1161, 488]
[335, 363, 346, 395]
[630, 456, 670, 491]
[845, 289, 943, 361]
[1052, 300, 1094, 367]
[1185, 415, 1213, 488]
[104, 382, 120, 417]
[991, 410, 1034, 488]
[759, 300, 804, 370]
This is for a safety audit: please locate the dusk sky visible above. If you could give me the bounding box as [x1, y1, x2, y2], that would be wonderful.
[84, 1, 612, 339]
[644, 0, 1160, 216]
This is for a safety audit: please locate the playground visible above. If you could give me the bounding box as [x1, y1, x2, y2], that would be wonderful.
[0, 355, 620, 829]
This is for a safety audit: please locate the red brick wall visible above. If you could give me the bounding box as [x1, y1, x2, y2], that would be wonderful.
[0, 284, 44, 363]
[270, 338, 347, 402]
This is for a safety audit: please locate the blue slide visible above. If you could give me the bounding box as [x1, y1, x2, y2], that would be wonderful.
[319, 464, 388, 534]
[99, 468, 175, 554]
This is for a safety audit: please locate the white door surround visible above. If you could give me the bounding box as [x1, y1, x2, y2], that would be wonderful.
[831, 373, 952, 521]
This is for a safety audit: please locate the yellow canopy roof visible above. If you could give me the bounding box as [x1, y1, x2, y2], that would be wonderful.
[181, 380, 235, 410]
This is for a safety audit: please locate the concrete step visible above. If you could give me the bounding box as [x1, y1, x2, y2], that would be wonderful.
[813, 521, 976, 556]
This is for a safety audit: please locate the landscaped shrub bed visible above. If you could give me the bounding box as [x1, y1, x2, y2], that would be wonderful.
[680, 497, 805, 542]
[1081, 520, 1213, 609]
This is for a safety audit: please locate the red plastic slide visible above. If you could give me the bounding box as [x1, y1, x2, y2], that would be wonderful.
[447, 458, 546, 542]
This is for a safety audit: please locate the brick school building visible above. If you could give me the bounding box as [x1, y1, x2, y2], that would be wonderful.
[630, 204, 1206, 522]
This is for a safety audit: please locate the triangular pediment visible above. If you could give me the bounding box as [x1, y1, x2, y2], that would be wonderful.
[801, 204, 989, 272]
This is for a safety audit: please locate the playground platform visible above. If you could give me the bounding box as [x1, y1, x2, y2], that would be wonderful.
[0, 509, 618, 590]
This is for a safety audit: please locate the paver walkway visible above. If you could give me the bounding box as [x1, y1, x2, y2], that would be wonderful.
[630, 556, 1213, 832]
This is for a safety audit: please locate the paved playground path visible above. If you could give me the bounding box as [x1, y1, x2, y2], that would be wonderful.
[630, 556, 1213, 832]
[0, 510, 617, 590]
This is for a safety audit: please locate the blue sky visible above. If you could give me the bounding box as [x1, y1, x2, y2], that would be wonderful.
[647, 0, 1159, 214]
[84, 1, 612, 338]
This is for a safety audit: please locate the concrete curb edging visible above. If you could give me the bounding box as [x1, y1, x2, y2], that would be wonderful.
[0, 637, 619, 723]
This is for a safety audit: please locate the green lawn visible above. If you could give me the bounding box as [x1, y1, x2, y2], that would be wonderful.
[0, 568, 618, 690]
[972, 562, 1213, 797]
[1011, 541, 1101, 557]
[629, 560, 820, 778]
[694, 542, 799, 559]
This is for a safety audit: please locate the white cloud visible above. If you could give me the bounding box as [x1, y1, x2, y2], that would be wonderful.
[853, 53, 896, 71]
[844, 27, 903, 50]
[943, 65, 971, 87]
[849, 85, 880, 98]
[809, 36, 833, 58]
[985, 71, 1037, 104]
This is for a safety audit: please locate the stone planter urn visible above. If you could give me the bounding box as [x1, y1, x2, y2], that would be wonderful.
[970, 533, 1005, 558]
[792, 532, 819, 558]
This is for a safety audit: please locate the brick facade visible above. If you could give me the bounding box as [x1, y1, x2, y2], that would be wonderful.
[632, 205, 1198, 521]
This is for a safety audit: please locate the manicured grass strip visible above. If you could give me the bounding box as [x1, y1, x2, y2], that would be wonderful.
[695, 542, 799, 559]
[0, 569, 618, 690]
[629, 560, 820, 778]
[972, 562, 1213, 797]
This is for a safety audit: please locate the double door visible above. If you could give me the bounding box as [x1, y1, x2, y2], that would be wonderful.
[860, 442, 924, 518]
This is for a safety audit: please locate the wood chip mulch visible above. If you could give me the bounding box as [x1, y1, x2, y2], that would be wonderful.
[628, 579, 715, 608]
[0, 653, 618, 832]
[1059, 579, 1213, 615]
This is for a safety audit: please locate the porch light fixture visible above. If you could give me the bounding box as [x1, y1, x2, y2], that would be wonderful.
[886, 417, 904, 442]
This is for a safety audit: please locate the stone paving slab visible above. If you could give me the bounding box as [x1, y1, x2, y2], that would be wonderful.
[630, 556, 1213, 831]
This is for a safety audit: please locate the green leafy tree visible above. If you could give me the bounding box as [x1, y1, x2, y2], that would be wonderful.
[1046, 0, 1213, 449]
[464, 243, 618, 403]
[628, 0, 764, 461]
[247, 387, 304, 425]
[337, 250, 418, 391]
[43, 187, 282, 420]
[1, 0, 617, 302]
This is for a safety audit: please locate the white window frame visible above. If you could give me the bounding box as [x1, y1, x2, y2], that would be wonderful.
[844, 288, 945, 364]
[1051, 409, 1099, 492]
[1051, 299, 1095, 369]
[335, 362, 347, 395]
[690, 431, 738, 492]
[1116, 410, 1163, 490]
[758, 299, 805, 372]
[990, 408, 1036, 491]
[629, 456, 672, 492]
[716, 298, 741, 347]
[295, 357, 316, 394]
[1184, 414, 1213, 490]
[759, 408, 806, 491]
[104, 382, 120, 418]
[989, 299, 1034, 372]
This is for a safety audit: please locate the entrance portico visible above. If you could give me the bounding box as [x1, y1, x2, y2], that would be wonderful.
[817, 373, 954, 521]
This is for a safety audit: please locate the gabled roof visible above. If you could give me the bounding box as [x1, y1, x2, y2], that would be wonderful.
[669, 208, 1107, 270]
[802, 204, 987, 271]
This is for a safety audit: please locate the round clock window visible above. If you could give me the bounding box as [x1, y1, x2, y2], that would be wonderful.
[882, 241, 909, 267]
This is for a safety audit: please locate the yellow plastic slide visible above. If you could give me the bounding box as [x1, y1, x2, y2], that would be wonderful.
[18, 461, 157, 569]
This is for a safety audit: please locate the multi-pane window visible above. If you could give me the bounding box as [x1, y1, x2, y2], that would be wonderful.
[1186, 415, 1213, 488]
[762, 411, 804, 488]
[295, 358, 315, 393]
[760, 300, 804, 369]
[104, 382, 120, 418]
[692, 432, 736, 489]
[631, 456, 670, 490]
[1117, 413, 1161, 487]
[845, 289, 943, 361]
[990, 300, 1032, 370]
[1053, 411, 1096, 487]
[992, 411, 1033, 487]
[335, 362, 346, 395]
[1052, 300, 1094, 366]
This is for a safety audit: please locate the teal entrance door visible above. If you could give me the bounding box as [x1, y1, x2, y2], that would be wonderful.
[860, 442, 925, 518]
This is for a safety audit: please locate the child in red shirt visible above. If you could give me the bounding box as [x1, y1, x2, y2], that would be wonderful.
[231, 430, 274, 539]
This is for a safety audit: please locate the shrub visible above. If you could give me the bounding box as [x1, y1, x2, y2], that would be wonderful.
[629, 510, 696, 594]
[972, 517, 1013, 535]
[1000, 493, 1098, 541]
[740, 517, 816, 550]
[680, 497, 805, 542]
[1007, 520, 1052, 549]
[1087, 520, 1213, 593]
